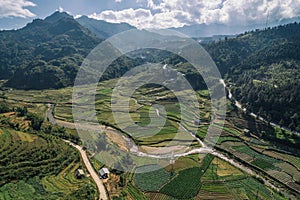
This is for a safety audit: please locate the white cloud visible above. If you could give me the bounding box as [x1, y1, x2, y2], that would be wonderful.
[0, 0, 36, 18]
[89, 8, 186, 29]
[75, 14, 82, 19]
[115, 0, 123, 2]
[90, 0, 300, 29]
[56, 6, 72, 15]
[57, 6, 64, 13]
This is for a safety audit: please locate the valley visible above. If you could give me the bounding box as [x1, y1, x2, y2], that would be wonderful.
[0, 10, 299, 200]
[0, 77, 299, 199]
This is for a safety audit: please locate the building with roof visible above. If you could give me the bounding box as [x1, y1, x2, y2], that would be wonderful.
[99, 167, 110, 179]
[75, 169, 85, 179]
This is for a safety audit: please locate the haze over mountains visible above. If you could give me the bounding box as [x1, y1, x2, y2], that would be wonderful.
[171, 16, 300, 37]
[76, 16, 135, 39]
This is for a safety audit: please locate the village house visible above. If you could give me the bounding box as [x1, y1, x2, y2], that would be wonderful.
[75, 169, 85, 179]
[99, 167, 110, 179]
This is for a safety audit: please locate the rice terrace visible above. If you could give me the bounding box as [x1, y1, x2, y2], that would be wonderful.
[0, 2, 300, 200]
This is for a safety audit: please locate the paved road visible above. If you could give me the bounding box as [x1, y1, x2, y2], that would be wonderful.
[64, 140, 108, 200]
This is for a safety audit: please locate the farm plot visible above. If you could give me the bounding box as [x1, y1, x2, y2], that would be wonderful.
[225, 177, 284, 200]
[134, 165, 172, 192]
[263, 150, 300, 170]
[159, 167, 203, 199]
[199, 156, 285, 200]
[54, 103, 73, 122]
[0, 180, 58, 200]
[126, 183, 148, 200]
[198, 183, 233, 200]
[159, 155, 214, 199]
[0, 128, 96, 199]
[42, 162, 96, 195]
[217, 136, 241, 144]
[231, 145, 282, 170]
[5, 87, 73, 103]
[147, 192, 175, 200]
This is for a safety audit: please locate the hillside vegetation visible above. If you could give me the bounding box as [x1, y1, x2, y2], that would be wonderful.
[0, 12, 101, 89]
[0, 12, 299, 136]
[204, 22, 300, 131]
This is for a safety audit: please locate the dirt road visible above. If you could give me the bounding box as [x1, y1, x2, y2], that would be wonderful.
[48, 103, 284, 197]
[64, 140, 108, 200]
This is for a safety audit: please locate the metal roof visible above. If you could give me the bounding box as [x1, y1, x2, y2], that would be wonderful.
[99, 168, 110, 175]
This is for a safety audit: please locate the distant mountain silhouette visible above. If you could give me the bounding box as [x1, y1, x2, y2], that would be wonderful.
[171, 17, 300, 37]
[76, 16, 135, 39]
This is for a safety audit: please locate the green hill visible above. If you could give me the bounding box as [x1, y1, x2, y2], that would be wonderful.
[1, 11, 299, 131]
[0, 11, 101, 89]
[204, 22, 300, 132]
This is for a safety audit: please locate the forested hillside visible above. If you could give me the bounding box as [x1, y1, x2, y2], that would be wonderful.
[0, 11, 101, 89]
[204, 22, 300, 131]
[0, 11, 299, 131]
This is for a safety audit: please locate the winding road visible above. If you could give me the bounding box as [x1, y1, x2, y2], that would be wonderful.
[63, 140, 108, 200]
[47, 105, 108, 200]
[46, 103, 283, 194]
[220, 79, 300, 136]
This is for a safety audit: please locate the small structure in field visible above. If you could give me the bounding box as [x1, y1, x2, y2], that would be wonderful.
[194, 119, 201, 125]
[99, 167, 110, 179]
[243, 129, 250, 136]
[75, 169, 85, 179]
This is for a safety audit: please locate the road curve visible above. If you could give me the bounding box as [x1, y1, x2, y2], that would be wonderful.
[46, 105, 108, 200]
[63, 140, 108, 200]
[47, 103, 285, 197]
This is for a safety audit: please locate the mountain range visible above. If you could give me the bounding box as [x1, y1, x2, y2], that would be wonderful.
[76, 16, 135, 39]
[171, 16, 300, 38]
[0, 11, 299, 131]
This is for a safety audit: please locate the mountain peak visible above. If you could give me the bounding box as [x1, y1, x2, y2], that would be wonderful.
[44, 11, 73, 23]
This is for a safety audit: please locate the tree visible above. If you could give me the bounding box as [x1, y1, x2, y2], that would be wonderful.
[26, 112, 43, 131]
[16, 106, 28, 117]
[0, 102, 10, 113]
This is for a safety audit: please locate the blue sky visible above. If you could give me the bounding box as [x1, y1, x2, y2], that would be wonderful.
[1, 0, 300, 30]
[0, 0, 122, 29]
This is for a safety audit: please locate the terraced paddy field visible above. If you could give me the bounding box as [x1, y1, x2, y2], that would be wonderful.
[113, 155, 286, 200]
[0, 128, 97, 199]
[217, 140, 300, 193]
[2, 78, 300, 199]
[19, 79, 208, 146]
[3, 87, 73, 103]
[2, 79, 210, 145]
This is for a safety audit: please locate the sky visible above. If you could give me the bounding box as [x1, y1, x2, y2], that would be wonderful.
[0, 0, 300, 30]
